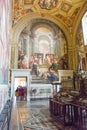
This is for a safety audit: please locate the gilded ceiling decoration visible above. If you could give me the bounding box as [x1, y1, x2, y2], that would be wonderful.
[38, 0, 58, 10]
[24, 0, 34, 4]
[13, 0, 87, 30]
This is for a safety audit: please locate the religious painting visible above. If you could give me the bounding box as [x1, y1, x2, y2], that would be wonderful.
[39, 0, 58, 10]
[14, 0, 19, 10]
[18, 26, 68, 72]
[18, 38, 29, 69]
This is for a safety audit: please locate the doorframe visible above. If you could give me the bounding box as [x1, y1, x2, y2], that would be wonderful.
[11, 69, 31, 101]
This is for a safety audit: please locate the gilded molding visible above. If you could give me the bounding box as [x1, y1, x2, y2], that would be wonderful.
[11, 47, 15, 68]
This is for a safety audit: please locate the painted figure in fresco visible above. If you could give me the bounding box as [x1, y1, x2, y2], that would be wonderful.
[49, 58, 59, 72]
[32, 61, 38, 76]
[39, 0, 58, 9]
[18, 51, 28, 69]
[82, 57, 86, 70]
[58, 54, 68, 70]
[59, 58, 67, 69]
[47, 68, 58, 82]
[45, 54, 51, 67]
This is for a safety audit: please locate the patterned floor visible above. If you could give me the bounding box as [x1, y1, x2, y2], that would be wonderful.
[10, 99, 78, 130]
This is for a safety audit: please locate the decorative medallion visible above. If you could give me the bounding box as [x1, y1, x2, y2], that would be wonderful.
[61, 2, 72, 12]
[24, 0, 34, 5]
[39, 0, 58, 10]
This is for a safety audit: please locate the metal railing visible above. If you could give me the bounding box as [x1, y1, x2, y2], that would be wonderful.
[0, 99, 13, 130]
[49, 98, 87, 129]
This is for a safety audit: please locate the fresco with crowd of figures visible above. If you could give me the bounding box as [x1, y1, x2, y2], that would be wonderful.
[18, 25, 68, 73]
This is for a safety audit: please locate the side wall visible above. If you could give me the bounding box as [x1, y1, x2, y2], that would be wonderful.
[0, 0, 10, 112]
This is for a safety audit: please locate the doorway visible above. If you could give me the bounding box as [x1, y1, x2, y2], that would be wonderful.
[14, 77, 27, 101]
[11, 69, 31, 101]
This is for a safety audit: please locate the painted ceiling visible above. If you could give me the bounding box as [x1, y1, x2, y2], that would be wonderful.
[13, 0, 87, 32]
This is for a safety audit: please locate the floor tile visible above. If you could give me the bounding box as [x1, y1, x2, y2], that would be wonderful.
[10, 99, 78, 130]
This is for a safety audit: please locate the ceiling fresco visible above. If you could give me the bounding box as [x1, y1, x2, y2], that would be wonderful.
[13, 0, 87, 30]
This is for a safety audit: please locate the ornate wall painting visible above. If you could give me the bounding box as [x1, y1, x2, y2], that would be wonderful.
[18, 18, 68, 70]
[18, 32, 68, 70]
[0, 0, 9, 112]
[61, 2, 72, 13]
[14, 0, 19, 10]
[0, 0, 9, 84]
[24, 0, 34, 4]
[39, 0, 58, 10]
[18, 37, 29, 69]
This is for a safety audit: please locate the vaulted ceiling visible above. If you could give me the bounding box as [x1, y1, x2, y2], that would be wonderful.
[13, 0, 87, 28]
[12, 0, 87, 70]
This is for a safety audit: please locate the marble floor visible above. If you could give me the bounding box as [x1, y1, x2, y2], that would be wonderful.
[9, 98, 78, 130]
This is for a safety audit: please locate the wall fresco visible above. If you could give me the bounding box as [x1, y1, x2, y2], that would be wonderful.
[18, 29, 68, 71]
[0, 0, 9, 84]
[38, 0, 58, 10]
[24, 0, 34, 4]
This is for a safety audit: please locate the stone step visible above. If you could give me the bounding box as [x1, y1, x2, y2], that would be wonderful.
[31, 79, 50, 84]
[31, 74, 50, 84]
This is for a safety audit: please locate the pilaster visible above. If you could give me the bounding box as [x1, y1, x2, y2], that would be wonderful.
[10, 42, 18, 69]
[67, 36, 77, 70]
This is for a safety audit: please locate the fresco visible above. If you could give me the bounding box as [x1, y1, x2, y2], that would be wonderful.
[18, 29, 68, 72]
[0, 0, 9, 84]
[38, 0, 58, 10]
[24, 0, 34, 4]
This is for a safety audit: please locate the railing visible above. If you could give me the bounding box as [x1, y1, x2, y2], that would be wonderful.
[49, 98, 74, 125]
[49, 98, 87, 129]
[72, 103, 87, 130]
[0, 99, 13, 130]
